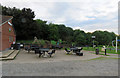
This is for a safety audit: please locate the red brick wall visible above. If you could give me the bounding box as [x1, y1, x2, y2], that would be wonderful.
[1, 19, 16, 51]
[0, 31, 1, 51]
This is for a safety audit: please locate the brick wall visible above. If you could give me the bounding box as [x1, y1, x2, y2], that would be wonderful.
[0, 31, 1, 51]
[1, 19, 16, 51]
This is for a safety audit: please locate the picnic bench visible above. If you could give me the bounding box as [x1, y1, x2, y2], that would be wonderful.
[24, 44, 39, 53]
[65, 47, 83, 56]
[24, 45, 56, 58]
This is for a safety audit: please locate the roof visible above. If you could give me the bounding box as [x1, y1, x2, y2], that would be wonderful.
[0, 15, 16, 35]
[0, 15, 13, 26]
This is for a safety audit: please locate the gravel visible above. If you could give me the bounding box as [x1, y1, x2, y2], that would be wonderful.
[2, 59, 118, 76]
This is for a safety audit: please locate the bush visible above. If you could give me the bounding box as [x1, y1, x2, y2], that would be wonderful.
[39, 39, 45, 45]
[51, 40, 56, 45]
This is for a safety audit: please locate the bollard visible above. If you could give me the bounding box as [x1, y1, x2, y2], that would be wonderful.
[105, 49, 107, 55]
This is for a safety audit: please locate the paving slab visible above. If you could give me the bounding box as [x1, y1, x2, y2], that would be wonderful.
[0, 50, 19, 60]
[0, 50, 14, 58]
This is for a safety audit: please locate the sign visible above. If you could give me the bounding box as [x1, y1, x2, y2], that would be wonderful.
[117, 39, 120, 41]
[92, 36, 95, 38]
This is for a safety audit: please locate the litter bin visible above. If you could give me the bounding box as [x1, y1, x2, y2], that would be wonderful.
[11, 44, 14, 49]
[95, 49, 99, 55]
[105, 49, 107, 55]
[15, 43, 20, 50]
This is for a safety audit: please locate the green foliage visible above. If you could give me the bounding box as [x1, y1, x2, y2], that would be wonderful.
[2, 6, 36, 40]
[35, 19, 49, 40]
[39, 39, 45, 45]
[51, 40, 56, 45]
[59, 39, 62, 43]
[92, 31, 116, 45]
[48, 23, 59, 40]
[73, 29, 86, 46]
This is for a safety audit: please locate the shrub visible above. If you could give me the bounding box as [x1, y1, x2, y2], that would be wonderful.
[51, 40, 56, 45]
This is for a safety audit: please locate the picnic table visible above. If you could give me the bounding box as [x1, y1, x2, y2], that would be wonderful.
[70, 48, 78, 51]
[39, 48, 50, 57]
[76, 47, 82, 49]
[70, 47, 83, 54]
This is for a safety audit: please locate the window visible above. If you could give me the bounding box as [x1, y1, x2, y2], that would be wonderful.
[9, 36, 13, 42]
[9, 28, 11, 32]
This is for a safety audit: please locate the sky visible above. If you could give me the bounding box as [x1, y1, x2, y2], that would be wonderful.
[1, 0, 119, 34]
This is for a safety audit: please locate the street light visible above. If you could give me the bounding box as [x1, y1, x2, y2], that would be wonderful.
[92, 36, 95, 48]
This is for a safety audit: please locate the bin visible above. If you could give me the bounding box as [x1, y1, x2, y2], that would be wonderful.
[11, 44, 14, 49]
[15, 43, 20, 50]
[95, 49, 99, 55]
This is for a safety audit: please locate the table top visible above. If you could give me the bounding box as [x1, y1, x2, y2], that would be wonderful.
[39, 48, 50, 52]
[70, 47, 82, 50]
[70, 48, 78, 50]
[76, 47, 82, 49]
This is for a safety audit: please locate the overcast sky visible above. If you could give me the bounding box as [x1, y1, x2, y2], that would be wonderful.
[1, 0, 119, 34]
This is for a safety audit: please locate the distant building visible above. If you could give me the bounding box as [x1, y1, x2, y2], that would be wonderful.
[0, 15, 16, 51]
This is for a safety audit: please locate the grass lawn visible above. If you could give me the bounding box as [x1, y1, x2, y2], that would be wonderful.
[83, 46, 120, 54]
[87, 57, 120, 61]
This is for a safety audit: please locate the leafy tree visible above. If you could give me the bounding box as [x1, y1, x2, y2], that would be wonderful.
[2, 6, 36, 40]
[48, 23, 59, 40]
[57, 24, 68, 41]
[35, 19, 49, 40]
[92, 31, 116, 45]
[73, 29, 86, 46]
[86, 32, 92, 46]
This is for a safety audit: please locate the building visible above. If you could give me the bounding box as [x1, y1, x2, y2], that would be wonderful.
[0, 15, 16, 51]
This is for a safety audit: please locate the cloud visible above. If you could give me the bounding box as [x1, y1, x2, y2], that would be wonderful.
[73, 19, 118, 34]
[1, 0, 119, 34]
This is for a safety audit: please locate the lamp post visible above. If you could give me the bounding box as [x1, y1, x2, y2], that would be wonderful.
[92, 36, 95, 48]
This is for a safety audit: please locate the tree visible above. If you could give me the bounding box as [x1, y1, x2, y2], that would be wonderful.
[86, 32, 92, 46]
[92, 31, 116, 45]
[48, 23, 59, 40]
[73, 29, 86, 46]
[35, 19, 49, 40]
[2, 6, 36, 40]
[57, 24, 68, 41]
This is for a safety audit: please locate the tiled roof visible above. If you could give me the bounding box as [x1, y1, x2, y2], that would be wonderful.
[0, 15, 13, 25]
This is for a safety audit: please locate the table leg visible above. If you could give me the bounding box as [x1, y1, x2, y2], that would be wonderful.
[43, 52, 47, 57]
[28, 49, 30, 53]
[39, 51, 42, 57]
[39, 54, 41, 57]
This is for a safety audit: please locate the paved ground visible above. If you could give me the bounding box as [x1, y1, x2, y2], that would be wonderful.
[2, 49, 105, 63]
[1, 50, 119, 76]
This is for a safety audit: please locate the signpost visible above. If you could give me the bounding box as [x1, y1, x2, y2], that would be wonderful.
[116, 37, 118, 53]
[92, 36, 95, 48]
[112, 37, 119, 53]
[117, 39, 120, 41]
